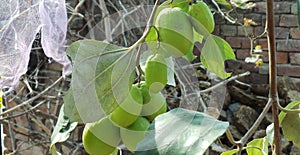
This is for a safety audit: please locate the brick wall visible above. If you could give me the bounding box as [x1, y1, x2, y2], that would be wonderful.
[213, 0, 300, 89]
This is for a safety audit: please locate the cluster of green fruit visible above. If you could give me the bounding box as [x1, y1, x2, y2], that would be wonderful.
[81, 0, 215, 154]
[147, 0, 214, 57]
[82, 54, 168, 155]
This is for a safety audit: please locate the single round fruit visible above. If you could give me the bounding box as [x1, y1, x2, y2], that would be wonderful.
[120, 117, 150, 152]
[110, 85, 143, 128]
[144, 54, 167, 93]
[153, 0, 188, 22]
[146, 101, 167, 122]
[154, 7, 194, 57]
[82, 117, 120, 155]
[141, 92, 167, 122]
[188, 2, 215, 35]
[138, 82, 151, 104]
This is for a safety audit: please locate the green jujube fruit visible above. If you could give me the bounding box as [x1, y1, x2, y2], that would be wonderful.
[120, 117, 150, 152]
[138, 82, 151, 104]
[141, 92, 167, 122]
[144, 54, 167, 93]
[188, 2, 215, 36]
[82, 116, 120, 155]
[154, 7, 194, 57]
[110, 85, 143, 128]
[153, 0, 189, 22]
[146, 101, 167, 122]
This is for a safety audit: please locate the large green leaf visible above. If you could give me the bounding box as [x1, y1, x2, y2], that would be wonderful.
[50, 105, 78, 155]
[200, 35, 236, 79]
[66, 40, 136, 123]
[135, 108, 229, 155]
[63, 88, 83, 123]
[188, 1, 215, 36]
[279, 101, 300, 148]
[246, 137, 268, 155]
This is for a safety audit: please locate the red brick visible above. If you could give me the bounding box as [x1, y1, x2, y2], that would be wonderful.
[238, 26, 254, 36]
[274, 2, 291, 14]
[279, 15, 298, 27]
[241, 38, 251, 48]
[261, 52, 288, 64]
[290, 53, 300, 65]
[256, 2, 291, 14]
[290, 28, 300, 39]
[262, 15, 280, 26]
[221, 25, 237, 36]
[275, 27, 290, 39]
[258, 39, 269, 50]
[226, 37, 242, 48]
[277, 65, 300, 77]
[290, 77, 300, 90]
[277, 40, 300, 52]
[254, 26, 266, 37]
[236, 49, 251, 60]
[244, 14, 262, 26]
[291, 3, 298, 15]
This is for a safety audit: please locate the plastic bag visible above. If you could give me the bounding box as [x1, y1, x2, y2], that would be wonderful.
[0, 0, 71, 90]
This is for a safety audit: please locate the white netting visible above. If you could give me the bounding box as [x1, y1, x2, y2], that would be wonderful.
[0, 0, 71, 90]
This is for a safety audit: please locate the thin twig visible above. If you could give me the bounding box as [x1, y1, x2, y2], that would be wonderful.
[67, 0, 86, 25]
[28, 114, 51, 136]
[129, 0, 160, 49]
[0, 100, 46, 121]
[0, 76, 63, 117]
[211, 0, 237, 24]
[200, 71, 251, 93]
[99, 0, 113, 42]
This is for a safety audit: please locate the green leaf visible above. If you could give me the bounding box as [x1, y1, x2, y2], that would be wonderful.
[188, 1, 215, 35]
[279, 101, 300, 123]
[215, 0, 233, 9]
[246, 137, 268, 155]
[200, 35, 236, 79]
[66, 40, 136, 123]
[50, 105, 78, 155]
[135, 108, 229, 155]
[63, 88, 83, 123]
[221, 149, 239, 155]
[279, 101, 300, 148]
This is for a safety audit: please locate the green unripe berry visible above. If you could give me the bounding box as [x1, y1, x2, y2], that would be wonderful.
[144, 54, 167, 93]
[120, 117, 150, 152]
[110, 85, 143, 128]
[138, 82, 151, 104]
[141, 92, 167, 122]
[154, 7, 194, 57]
[82, 117, 120, 155]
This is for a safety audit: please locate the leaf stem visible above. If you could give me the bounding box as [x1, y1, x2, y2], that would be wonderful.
[129, 0, 160, 50]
